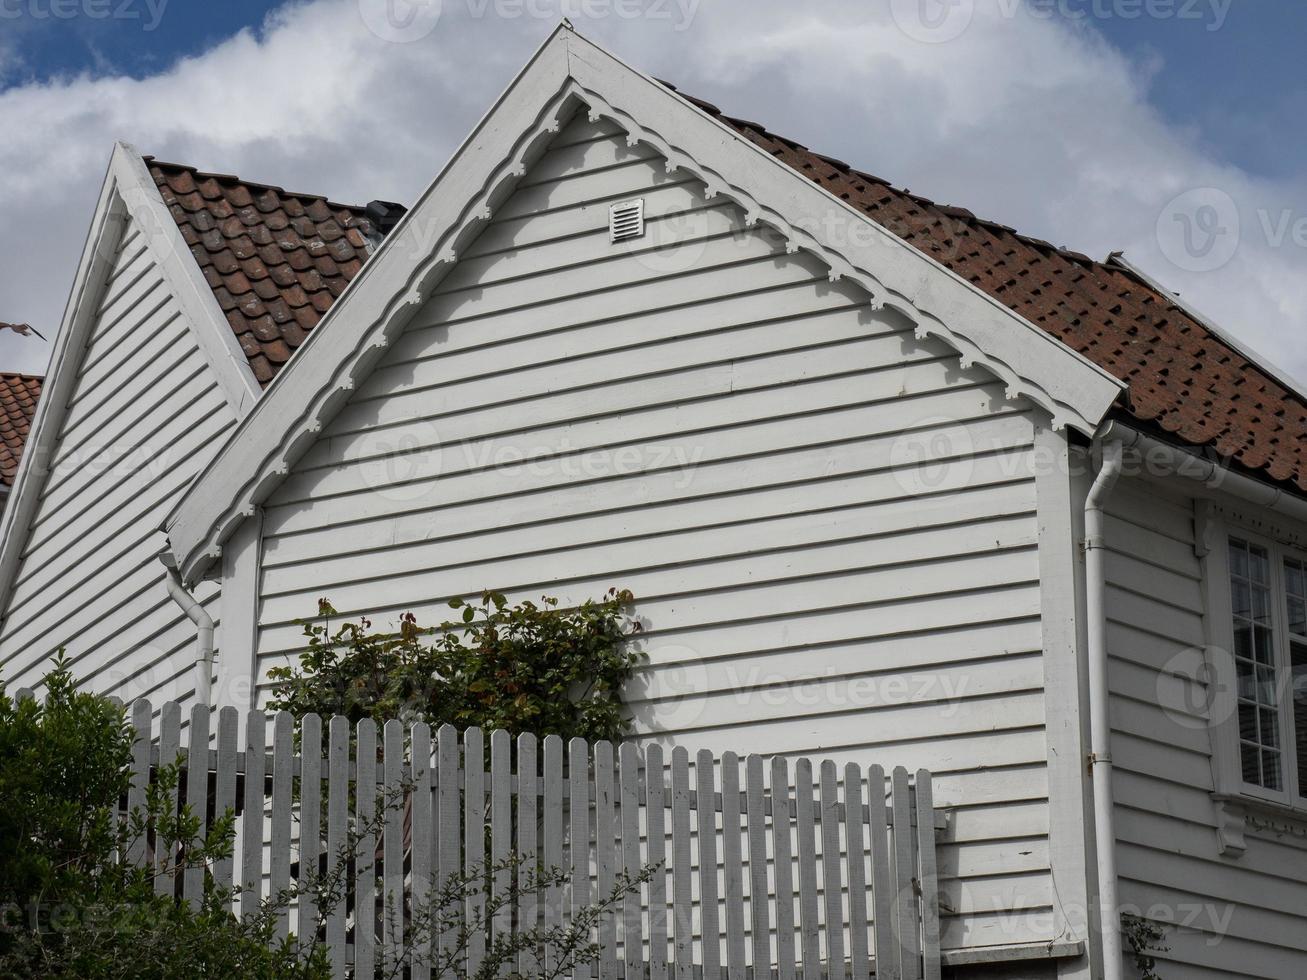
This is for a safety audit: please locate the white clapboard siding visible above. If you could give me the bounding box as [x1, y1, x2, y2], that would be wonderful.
[0, 212, 235, 714]
[253, 115, 1052, 951]
[105, 699, 942, 980]
[1105, 476, 1307, 978]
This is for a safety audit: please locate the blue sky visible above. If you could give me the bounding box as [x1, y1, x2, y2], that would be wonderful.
[1, 0, 1304, 384]
[8, 1, 1303, 180]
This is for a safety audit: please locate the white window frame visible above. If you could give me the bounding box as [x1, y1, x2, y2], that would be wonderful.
[1206, 520, 1307, 811]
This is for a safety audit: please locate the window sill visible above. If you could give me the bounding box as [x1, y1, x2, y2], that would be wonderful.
[1211, 792, 1307, 856]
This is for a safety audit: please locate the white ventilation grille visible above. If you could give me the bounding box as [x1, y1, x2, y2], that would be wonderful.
[609, 199, 645, 243]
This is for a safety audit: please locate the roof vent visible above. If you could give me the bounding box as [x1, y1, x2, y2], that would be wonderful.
[609, 199, 645, 243]
[365, 199, 408, 237]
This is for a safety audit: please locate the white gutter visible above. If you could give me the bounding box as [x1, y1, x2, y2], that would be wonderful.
[1084, 436, 1125, 980]
[1085, 419, 1307, 978]
[160, 554, 215, 709]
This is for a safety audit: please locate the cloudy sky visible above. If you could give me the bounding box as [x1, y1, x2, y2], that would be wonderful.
[1, 0, 1304, 388]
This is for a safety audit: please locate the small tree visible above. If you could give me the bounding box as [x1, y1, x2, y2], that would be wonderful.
[268, 589, 643, 744]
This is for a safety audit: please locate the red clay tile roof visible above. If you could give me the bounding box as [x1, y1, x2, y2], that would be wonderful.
[0, 373, 42, 488]
[146, 159, 376, 386]
[664, 86, 1307, 496]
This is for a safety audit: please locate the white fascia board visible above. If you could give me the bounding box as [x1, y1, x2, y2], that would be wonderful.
[114, 143, 263, 416]
[166, 24, 1125, 586]
[0, 143, 261, 619]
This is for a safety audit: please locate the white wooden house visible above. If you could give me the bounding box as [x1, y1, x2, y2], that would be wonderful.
[5, 26, 1307, 980]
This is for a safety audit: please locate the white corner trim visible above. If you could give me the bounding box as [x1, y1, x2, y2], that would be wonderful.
[166, 24, 1125, 585]
[113, 143, 262, 416]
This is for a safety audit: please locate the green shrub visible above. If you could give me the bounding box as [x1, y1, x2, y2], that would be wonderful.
[268, 589, 643, 744]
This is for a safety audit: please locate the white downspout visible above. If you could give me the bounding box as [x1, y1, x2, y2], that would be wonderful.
[160, 555, 215, 709]
[1085, 436, 1125, 980]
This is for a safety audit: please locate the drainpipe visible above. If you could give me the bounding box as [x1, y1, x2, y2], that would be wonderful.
[160, 554, 214, 709]
[1085, 434, 1125, 980]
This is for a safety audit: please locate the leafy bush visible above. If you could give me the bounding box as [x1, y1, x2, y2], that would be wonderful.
[0, 655, 317, 979]
[0, 658, 648, 979]
[269, 589, 643, 744]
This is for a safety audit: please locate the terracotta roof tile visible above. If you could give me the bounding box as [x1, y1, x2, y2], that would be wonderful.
[673, 94, 1307, 495]
[145, 158, 377, 388]
[0, 373, 42, 488]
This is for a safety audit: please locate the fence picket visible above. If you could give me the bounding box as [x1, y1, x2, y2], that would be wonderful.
[127, 700, 151, 867]
[867, 764, 895, 980]
[491, 728, 512, 953]
[891, 767, 920, 980]
[843, 764, 870, 980]
[213, 707, 238, 898]
[695, 749, 722, 980]
[241, 710, 266, 920]
[436, 724, 460, 969]
[914, 771, 941, 980]
[645, 743, 667, 980]
[820, 761, 846, 980]
[720, 752, 746, 980]
[670, 747, 693, 980]
[183, 704, 210, 905]
[569, 736, 593, 980]
[383, 719, 405, 971]
[355, 718, 378, 980]
[411, 723, 433, 980]
[465, 726, 486, 975]
[619, 742, 643, 980]
[770, 756, 796, 980]
[271, 711, 294, 939]
[299, 713, 322, 950]
[326, 716, 349, 978]
[156, 701, 181, 897]
[745, 755, 770, 978]
[517, 732, 538, 980]
[543, 734, 564, 976]
[595, 739, 617, 980]
[794, 759, 821, 980]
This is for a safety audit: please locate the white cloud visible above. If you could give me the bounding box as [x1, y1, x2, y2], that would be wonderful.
[0, 0, 1303, 390]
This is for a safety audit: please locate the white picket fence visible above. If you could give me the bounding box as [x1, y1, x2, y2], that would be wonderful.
[72, 697, 942, 979]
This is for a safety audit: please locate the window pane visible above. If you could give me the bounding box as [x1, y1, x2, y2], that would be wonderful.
[1230, 537, 1283, 791]
[1293, 641, 1307, 800]
[1286, 558, 1307, 637]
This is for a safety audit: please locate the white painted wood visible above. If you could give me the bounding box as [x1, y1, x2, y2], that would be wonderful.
[596, 740, 618, 980]
[383, 719, 405, 968]
[464, 726, 486, 975]
[411, 722, 433, 980]
[183, 704, 210, 904]
[214, 706, 239, 896]
[127, 699, 151, 867]
[671, 748, 693, 980]
[571, 736, 594, 980]
[491, 728, 512, 949]
[820, 761, 847, 980]
[436, 724, 460, 967]
[355, 718, 377, 979]
[326, 715, 349, 977]
[645, 743, 668, 980]
[156, 701, 180, 896]
[241, 710, 266, 920]
[619, 742, 643, 980]
[270, 711, 293, 938]
[517, 731, 538, 980]
[543, 734, 564, 976]
[299, 712, 322, 948]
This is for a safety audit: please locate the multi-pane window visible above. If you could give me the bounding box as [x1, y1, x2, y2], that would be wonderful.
[1227, 536, 1307, 802]
[1230, 538, 1281, 789]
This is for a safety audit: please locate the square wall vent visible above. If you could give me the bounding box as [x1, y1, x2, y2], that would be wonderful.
[609, 199, 645, 243]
